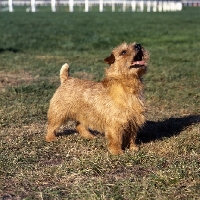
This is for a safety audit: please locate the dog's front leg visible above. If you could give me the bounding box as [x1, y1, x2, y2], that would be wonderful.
[129, 137, 139, 152]
[105, 128, 124, 155]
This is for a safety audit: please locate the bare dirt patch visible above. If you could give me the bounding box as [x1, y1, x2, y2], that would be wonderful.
[35, 55, 66, 62]
[0, 70, 38, 92]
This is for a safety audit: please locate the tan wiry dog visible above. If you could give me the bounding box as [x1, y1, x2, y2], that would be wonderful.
[46, 42, 149, 155]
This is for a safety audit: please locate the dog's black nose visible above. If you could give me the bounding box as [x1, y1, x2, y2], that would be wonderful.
[135, 44, 142, 51]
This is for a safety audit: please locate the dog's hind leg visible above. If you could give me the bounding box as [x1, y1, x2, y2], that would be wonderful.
[76, 123, 96, 139]
[129, 133, 139, 152]
[46, 113, 65, 142]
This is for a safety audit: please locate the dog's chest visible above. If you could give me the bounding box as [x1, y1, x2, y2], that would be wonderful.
[108, 82, 144, 108]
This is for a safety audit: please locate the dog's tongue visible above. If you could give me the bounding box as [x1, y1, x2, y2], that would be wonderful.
[132, 61, 145, 66]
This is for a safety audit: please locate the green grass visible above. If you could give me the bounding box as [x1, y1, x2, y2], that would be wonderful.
[0, 7, 200, 200]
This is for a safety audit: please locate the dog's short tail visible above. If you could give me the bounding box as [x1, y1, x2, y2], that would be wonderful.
[60, 63, 69, 84]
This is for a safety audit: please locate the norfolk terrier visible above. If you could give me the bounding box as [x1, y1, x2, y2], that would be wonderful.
[46, 42, 149, 155]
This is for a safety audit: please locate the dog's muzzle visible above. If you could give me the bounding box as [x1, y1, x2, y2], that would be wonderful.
[130, 44, 145, 68]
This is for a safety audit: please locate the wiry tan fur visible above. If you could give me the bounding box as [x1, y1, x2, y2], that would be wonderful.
[46, 42, 149, 155]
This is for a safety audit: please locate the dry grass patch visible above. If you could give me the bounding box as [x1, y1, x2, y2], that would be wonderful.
[0, 70, 38, 92]
[1, 114, 199, 199]
[35, 55, 66, 62]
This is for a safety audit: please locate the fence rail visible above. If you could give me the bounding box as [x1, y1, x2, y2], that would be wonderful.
[0, 0, 183, 12]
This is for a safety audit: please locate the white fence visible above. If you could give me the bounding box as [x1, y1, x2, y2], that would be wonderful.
[182, 1, 200, 6]
[0, 0, 183, 12]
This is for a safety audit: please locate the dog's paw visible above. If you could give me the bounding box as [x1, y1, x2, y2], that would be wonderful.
[108, 148, 124, 155]
[129, 144, 139, 152]
[45, 135, 57, 142]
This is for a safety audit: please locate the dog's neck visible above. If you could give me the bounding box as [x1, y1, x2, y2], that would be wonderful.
[102, 75, 144, 95]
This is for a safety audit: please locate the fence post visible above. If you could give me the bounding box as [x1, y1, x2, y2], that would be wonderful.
[163, 1, 166, 12]
[176, 2, 182, 11]
[167, 1, 171, 11]
[85, 0, 89, 12]
[153, 1, 157, 12]
[31, 0, 36, 12]
[131, 1, 136, 12]
[170, 2, 175, 11]
[147, 1, 151, 12]
[123, 1, 126, 12]
[99, 0, 103, 12]
[112, 0, 115, 12]
[51, 0, 56, 12]
[140, 1, 144, 12]
[8, 0, 13, 12]
[69, 0, 74, 12]
[158, 1, 162, 12]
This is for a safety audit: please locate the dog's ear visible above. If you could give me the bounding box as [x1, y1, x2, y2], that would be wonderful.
[104, 54, 115, 65]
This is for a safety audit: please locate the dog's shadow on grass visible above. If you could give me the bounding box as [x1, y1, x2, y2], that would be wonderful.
[137, 115, 200, 144]
[0, 47, 21, 53]
[58, 115, 200, 143]
[57, 128, 100, 138]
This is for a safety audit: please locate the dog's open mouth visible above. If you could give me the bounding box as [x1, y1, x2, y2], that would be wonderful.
[131, 60, 145, 67]
[130, 44, 145, 68]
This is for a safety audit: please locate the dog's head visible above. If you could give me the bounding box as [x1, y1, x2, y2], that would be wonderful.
[104, 42, 149, 78]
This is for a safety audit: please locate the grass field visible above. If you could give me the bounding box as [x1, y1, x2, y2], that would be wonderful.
[0, 7, 200, 200]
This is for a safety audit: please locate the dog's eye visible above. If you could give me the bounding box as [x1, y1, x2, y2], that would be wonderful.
[120, 50, 127, 55]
